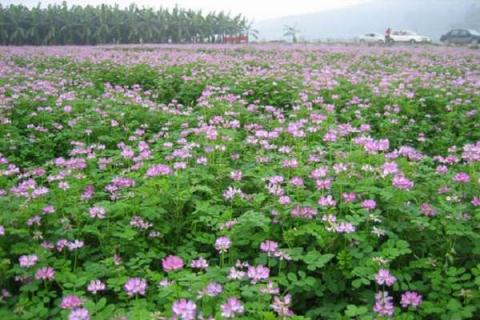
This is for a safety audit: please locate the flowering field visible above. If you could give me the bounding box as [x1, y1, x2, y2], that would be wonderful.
[0, 44, 479, 320]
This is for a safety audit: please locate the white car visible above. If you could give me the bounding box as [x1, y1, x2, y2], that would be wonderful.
[358, 33, 385, 44]
[390, 30, 432, 44]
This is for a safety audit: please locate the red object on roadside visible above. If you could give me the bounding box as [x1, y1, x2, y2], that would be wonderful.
[224, 35, 248, 44]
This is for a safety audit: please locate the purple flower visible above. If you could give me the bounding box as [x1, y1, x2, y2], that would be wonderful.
[35, 267, 55, 281]
[318, 195, 336, 207]
[400, 291, 422, 309]
[81, 185, 94, 201]
[215, 236, 232, 253]
[199, 282, 223, 297]
[290, 206, 317, 219]
[260, 240, 279, 256]
[228, 267, 246, 280]
[382, 162, 399, 176]
[272, 294, 294, 317]
[335, 222, 356, 233]
[172, 299, 196, 320]
[124, 278, 147, 296]
[19, 255, 38, 268]
[361, 199, 376, 210]
[278, 195, 291, 205]
[453, 172, 470, 183]
[223, 186, 243, 200]
[290, 176, 304, 187]
[42, 205, 55, 214]
[373, 291, 394, 317]
[67, 240, 84, 251]
[230, 170, 243, 181]
[68, 308, 90, 320]
[420, 203, 437, 217]
[190, 257, 209, 269]
[162, 255, 184, 272]
[88, 206, 105, 219]
[315, 178, 332, 190]
[436, 165, 448, 174]
[392, 174, 414, 190]
[159, 279, 173, 287]
[0, 225, 4, 236]
[342, 192, 357, 203]
[146, 164, 172, 177]
[472, 197, 480, 207]
[221, 297, 245, 318]
[87, 280, 106, 294]
[61, 295, 83, 309]
[247, 265, 270, 284]
[375, 269, 396, 287]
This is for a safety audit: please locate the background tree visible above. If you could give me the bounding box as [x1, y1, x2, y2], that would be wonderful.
[0, 2, 250, 45]
[283, 24, 300, 43]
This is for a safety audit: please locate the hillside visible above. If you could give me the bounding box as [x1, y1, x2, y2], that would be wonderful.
[255, 0, 479, 41]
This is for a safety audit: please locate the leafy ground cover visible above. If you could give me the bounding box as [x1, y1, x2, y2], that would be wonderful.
[0, 44, 479, 319]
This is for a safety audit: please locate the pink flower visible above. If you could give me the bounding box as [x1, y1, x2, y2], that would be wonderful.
[230, 170, 243, 181]
[146, 164, 172, 177]
[278, 195, 291, 205]
[453, 172, 470, 183]
[221, 297, 244, 318]
[199, 282, 223, 297]
[124, 278, 147, 296]
[315, 178, 332, 190]
[436, 165, 448, 174]
[215, 237, 231, 253]
[35, 267, 55, 281]
[190, 257, 209, 269]
[81, 185, 94, 201]
[260, 240, 279, 256]
[382, 162, 399, 176]
[401, 291, 422, 309]
[318, 195, 336, 207]
[375, 269, 396, 287]
[290, 176, 304, 187]
[58, 181, 70, 190]
[162, 255, 184, 272]
[68, 308, 90, 320]
[61, 295, 83, 309]
[361, 199, 376, 210]
[472, 197, 480, 207]
[67, 240, 84, 251]
[392, 174, 414, 190]
[342, 192, 357, 203]
[291, 206, 317, 219]
[272, 294, 294, 317]
[335, 222, 356, 233]
[420, 203, 437, 217]
[87, 280, 106, 294]
[19, 255, 38, 268]
[310, 167, 328, 178]
[373, 291, 394, 317]
[42, 205, 55, 214]
[172, 299, 196, 320]
[247, 265, 270, 284]
[228, 267, 246, 280]
[89, 206, 105, 219]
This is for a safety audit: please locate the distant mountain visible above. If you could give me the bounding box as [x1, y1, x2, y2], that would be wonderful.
[254, 0, 479, 41]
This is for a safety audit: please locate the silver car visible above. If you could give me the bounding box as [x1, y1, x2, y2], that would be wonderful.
[358, 33, 385, 44]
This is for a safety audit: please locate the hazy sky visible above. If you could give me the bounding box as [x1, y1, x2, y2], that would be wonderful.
[1, 0, 369, 21]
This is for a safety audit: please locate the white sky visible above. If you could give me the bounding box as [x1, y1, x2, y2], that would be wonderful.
[1, 0, 369, 21]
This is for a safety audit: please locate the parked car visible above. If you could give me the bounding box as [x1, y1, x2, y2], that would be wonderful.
[440, 29, 480, 45]
[358, 33, 385, 44]
[390, 30, 432, 44]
